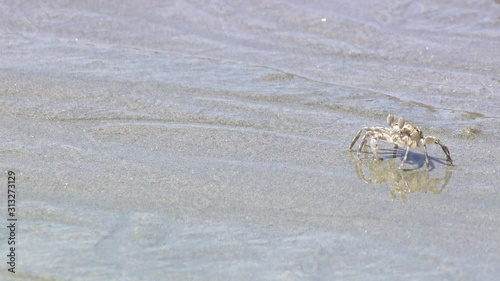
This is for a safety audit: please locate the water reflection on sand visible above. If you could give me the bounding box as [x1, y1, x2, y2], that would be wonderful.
[350, 150, 454, 203]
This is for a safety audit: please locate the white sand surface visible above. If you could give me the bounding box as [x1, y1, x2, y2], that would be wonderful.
[0, 1, 499, 280]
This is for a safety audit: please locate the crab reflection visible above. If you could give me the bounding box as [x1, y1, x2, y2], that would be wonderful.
[350, 151, 454, 203]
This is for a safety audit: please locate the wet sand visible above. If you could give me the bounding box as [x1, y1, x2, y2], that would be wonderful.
[1, 1, 499, 280]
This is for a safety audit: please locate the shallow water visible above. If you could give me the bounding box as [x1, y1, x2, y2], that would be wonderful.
[1, 0, 499, 280]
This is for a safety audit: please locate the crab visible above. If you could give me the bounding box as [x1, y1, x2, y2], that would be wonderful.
[349, 114, 453, 170]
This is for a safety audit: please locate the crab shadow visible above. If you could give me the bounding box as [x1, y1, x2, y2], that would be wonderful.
[349, 149, 454, 203]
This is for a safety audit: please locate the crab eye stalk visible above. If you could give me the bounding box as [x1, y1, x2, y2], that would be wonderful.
[398, 117, 405, 129]
[387, 114, 395, 126]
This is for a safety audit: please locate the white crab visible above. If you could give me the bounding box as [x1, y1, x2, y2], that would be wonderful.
[349, 114, 453, 170]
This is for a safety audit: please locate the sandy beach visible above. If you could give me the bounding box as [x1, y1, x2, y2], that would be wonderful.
[1, 1, 499, 280]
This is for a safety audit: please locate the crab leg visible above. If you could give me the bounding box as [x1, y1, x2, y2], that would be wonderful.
[424, 136, 454, 166]
[349, 127, 390, 150]
[392, 145, 398, 159]
[370, 137, 382, 160]
[357, 131, 373, 155]
[436, 140, 453, 166]
[420, 140, 430, 170]
[349, 128, 366, 150]
[357, 131, 393, 160]
[400, 145, 411, 169]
